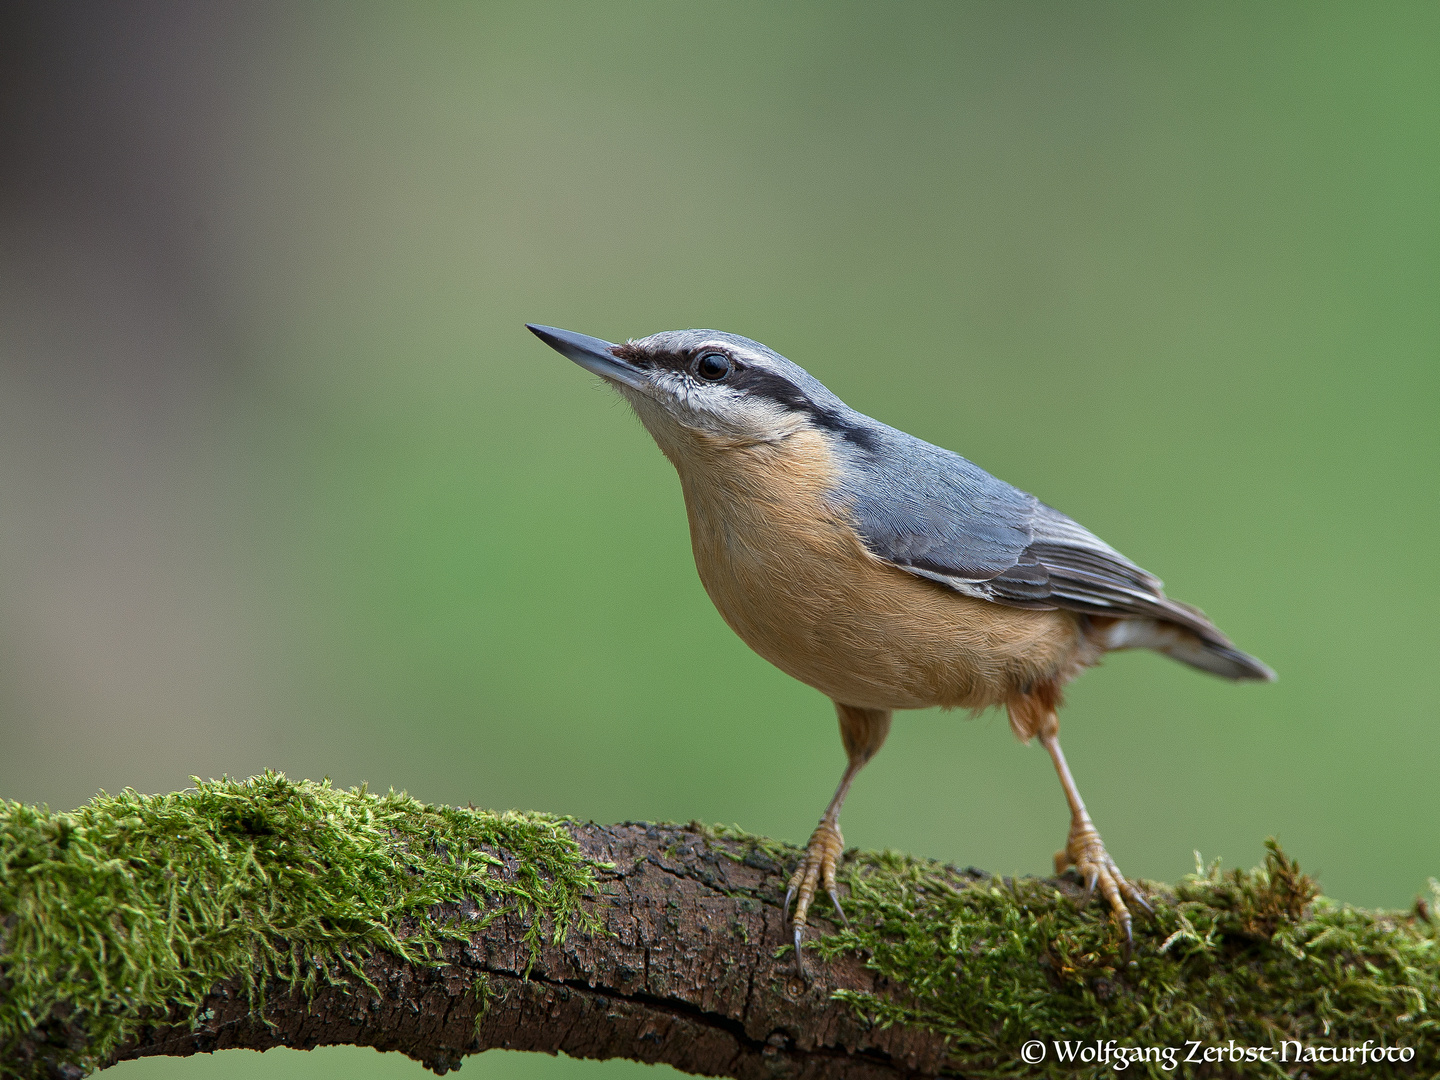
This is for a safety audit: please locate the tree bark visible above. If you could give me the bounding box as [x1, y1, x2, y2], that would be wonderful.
[10, 791, 1434, 1080]
[104, 821, 955, 1079]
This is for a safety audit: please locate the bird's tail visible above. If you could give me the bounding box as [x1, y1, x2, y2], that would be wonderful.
[1100, 617, 1275, 682]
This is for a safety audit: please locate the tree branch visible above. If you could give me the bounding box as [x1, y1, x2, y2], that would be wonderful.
[107, 819, 945, 1079]
[2, 776, 1436, 1079]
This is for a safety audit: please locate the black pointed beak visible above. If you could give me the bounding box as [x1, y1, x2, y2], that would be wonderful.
[526, 324, 647, 391]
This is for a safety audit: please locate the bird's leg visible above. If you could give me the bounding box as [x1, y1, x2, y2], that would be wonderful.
[1039, 729, 1152, 948]
[785, 703, 891, 970]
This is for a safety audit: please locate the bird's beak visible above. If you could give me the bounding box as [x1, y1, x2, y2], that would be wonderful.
[526, 324, 648, 391]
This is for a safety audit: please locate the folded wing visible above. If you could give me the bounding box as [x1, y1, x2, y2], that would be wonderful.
[840, 430, 1272, 680]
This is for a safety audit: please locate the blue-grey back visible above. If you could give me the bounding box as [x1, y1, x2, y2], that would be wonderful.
[828, 418, 1039, 582]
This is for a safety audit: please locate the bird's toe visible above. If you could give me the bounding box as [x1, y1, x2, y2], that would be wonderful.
[785, 820, 846, 972]
[1058, 820, 1148, 947]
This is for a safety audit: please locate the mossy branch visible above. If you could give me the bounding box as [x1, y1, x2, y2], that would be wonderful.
[1, 775, 1436, 1079]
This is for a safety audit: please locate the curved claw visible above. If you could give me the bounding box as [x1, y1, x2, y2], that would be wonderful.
[828, 887, 848, 926]
[784, 820, 845, 974]
[1057, 820, 1149, 949]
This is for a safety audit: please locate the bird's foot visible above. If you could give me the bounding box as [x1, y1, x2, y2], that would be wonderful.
[784, 820, 847, 972]
[1055, 819, 1151, 951]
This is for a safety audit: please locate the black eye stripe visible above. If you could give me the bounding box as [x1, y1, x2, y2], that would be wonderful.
[611, 342, 875, 448]
[731, 368, 879, 450]
[729, 367, 809, 409]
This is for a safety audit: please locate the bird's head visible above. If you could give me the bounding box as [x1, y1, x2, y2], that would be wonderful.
[527, 324, 873, 464]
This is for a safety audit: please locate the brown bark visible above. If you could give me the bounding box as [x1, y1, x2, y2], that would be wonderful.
[104, 821, 963, 1079]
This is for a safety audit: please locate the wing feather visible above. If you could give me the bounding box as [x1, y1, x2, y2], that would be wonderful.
[841, 431, 1230, 644]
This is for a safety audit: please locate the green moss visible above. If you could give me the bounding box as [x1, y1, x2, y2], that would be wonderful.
[814, 842, 1439, 1077]
[0, 773, 602, 1078]
[3, 780, 1435, 1080]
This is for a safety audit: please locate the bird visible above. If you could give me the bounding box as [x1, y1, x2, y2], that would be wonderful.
[527, 323, 1274, 963]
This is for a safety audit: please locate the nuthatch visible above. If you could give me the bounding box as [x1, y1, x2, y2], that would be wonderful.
[528, 323, 1274, 960]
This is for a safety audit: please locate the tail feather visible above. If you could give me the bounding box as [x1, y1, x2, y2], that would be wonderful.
[1101, 617, 1275, 682]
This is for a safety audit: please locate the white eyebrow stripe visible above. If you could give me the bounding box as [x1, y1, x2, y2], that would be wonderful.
[695, 340, 772, 366]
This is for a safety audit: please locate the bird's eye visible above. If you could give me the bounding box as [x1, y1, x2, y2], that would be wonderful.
[695, 352, 731, 381]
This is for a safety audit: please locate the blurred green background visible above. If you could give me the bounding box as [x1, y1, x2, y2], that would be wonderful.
[0, 2, 1435, 1078]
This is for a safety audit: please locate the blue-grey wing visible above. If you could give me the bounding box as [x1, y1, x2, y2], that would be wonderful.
[838, 435, 1038, 581]
[841, 432, 1228, 643]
